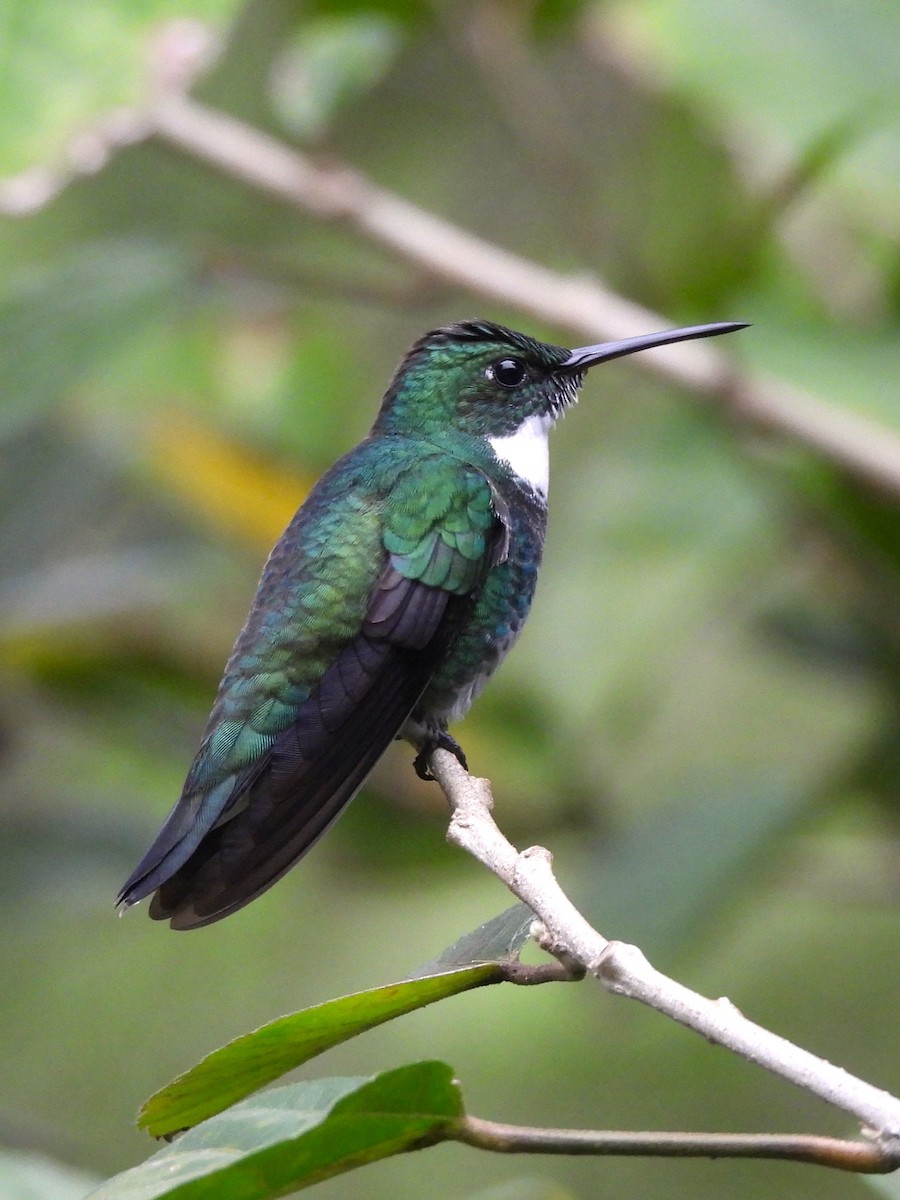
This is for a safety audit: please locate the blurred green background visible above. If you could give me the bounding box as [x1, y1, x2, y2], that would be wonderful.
[1, 1, 899, 1197]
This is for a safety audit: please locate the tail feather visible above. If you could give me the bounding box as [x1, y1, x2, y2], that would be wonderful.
[116, 776, 237, 911]
[146, 631, 442, 928]
[120, 566, 478, 929]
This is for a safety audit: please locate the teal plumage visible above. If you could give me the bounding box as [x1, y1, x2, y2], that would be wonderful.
[119, 317, 746, 928]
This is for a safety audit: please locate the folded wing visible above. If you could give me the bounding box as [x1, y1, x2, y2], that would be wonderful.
[118, 452, 504, 929]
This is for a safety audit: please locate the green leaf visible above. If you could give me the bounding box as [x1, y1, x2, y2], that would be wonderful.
[139, 964, 498, 1138]
[622, 0, 900, 231]
[141, 906, 537, 1139]
[270, 15, 404, 141]
[410, 903, 534, 976]
[0, 0, 239, 175]
[93, 1063, 461, 1200]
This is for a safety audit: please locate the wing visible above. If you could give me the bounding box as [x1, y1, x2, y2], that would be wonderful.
[118, 447, 505, 929]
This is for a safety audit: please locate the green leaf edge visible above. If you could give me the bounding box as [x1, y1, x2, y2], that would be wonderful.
[94, 1062, 463, 1200]
[139, 963, 499, 1138]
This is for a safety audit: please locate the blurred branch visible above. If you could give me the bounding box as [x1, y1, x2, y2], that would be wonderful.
[146, 96, 900, 502]
[144, 93, 740, 392]
[5, 82, 900, 498]
[429, 748, 900, 1173]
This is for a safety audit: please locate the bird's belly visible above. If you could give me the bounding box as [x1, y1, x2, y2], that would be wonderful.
[412, 534, 542, 731]
[439, 630, 519, 723]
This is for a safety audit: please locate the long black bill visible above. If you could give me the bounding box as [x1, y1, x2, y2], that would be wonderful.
[561, 321, 749, 373]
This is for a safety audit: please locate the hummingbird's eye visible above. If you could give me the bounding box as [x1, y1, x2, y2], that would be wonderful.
[488, 358, 527, 389]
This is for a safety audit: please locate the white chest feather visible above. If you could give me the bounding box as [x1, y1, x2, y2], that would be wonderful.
[488, 414, 552, 497]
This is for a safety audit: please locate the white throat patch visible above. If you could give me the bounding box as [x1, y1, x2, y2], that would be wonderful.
[488, 413, 552, 497]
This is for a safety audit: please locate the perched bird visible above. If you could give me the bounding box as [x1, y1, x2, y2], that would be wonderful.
[119, 318, 746, 929]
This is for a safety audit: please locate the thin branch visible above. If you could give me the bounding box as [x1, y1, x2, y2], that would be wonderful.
[455, 1115, 899, 1173]
[498, 959, 585, 985]
[143, 94, 900, 500]
[428, 748, 900, 1164]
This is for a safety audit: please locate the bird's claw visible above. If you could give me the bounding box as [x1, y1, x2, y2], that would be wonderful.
[413, 732, 468, 781]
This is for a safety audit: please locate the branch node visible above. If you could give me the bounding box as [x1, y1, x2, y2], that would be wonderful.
[876, 1126, 900, 1154]
[514, 844, 552, 883]
[592, 940, 650, 994]
[520, 844, 552, 863]
[529, 921, 586, 979]
[716, 995, 744, 1018]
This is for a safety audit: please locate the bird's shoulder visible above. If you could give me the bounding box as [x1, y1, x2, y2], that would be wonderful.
[188, 438, 501, 783]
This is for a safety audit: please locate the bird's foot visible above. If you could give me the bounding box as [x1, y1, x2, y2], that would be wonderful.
[413, 731, 468, 781]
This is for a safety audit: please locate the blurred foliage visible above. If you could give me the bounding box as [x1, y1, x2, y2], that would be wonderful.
[0, 1149, 100, 1199]
[0, 1, 899, 1198]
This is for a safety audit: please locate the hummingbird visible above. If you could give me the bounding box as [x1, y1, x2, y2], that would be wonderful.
[119, 318, 746, 929]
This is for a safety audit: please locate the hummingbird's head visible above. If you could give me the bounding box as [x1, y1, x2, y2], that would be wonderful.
[373, 319, 747, 440]
[374, 321, 577, 440]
